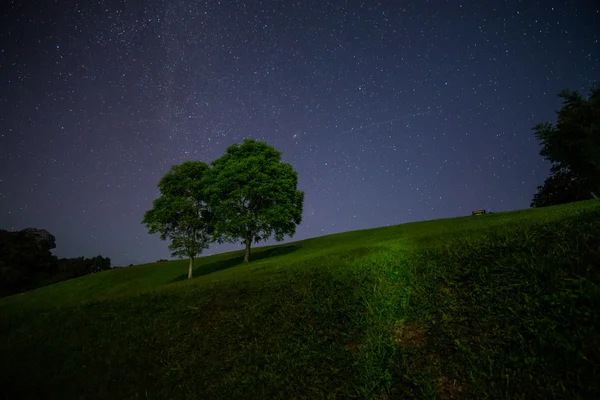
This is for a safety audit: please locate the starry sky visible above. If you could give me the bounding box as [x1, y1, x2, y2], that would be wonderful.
[1, 0, 598, 266]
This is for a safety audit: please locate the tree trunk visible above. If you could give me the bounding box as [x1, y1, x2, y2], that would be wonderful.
[244, 239, 251, 263]
[188, 256, 194, 279]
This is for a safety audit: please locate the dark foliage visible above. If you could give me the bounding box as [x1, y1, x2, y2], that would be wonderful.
[531, 166, 596, 208]
[0, 228, 110, 297]
[531, 87, 600, 207]
[0, 228, 58, 297]
[55, 255, 112, 282]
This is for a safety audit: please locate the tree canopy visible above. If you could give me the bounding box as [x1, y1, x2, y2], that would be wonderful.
[530, 166, 595, 208]
[0, 228, 58, 296]
[0, 229, 111, 297]
[142, 161, 212, 278]
[203, 139, 304, 262]
[142, 140, 303, 267]
[531, 87, 600, 207]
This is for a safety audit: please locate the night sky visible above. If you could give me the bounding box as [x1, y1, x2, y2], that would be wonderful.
[1, 1, 598, 266]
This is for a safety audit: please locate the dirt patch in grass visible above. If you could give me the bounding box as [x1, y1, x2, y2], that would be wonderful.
[346, 339, 359, 354]
[393, 321, 428, 349]
[437, 376, 467, 399]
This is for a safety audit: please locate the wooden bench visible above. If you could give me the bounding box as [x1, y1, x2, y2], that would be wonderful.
[471, 209, 486, 216]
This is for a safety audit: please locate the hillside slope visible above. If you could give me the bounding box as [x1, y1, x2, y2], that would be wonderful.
[1, 200, 599, 399]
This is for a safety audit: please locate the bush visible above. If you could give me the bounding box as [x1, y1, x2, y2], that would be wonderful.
[0, 228, 59, 297]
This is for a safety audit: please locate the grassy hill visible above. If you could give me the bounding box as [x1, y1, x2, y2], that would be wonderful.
[1, 200, 599, 399]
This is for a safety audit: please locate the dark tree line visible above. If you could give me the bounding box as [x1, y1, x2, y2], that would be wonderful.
[0, 228, 111, 297]
[54, 255, 111, 280]
[531, 87, 600, 207]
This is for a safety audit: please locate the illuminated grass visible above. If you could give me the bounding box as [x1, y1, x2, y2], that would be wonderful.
[1, 199, 599, 399]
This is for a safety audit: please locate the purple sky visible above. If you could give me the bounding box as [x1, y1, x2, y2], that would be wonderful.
[1, 0, 598, 266]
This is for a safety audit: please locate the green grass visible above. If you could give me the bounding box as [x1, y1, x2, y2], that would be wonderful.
[1, 200, 599, 399]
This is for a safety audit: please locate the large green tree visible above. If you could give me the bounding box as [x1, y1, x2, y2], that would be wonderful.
[531, 87, 600, 207]
[204, 139, 304, 262]
[143, 161, 212, 279]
